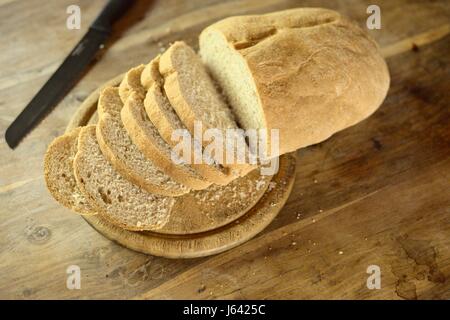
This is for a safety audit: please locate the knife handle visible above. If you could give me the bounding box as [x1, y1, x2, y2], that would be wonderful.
[92, 0, 136, 31]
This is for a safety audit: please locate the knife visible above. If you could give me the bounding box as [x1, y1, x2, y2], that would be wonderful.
[5, 0, 135, 149]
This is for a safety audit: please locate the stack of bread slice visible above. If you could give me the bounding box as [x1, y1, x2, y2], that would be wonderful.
[45, 41, 272, 232]
[45, 8, 389, 234]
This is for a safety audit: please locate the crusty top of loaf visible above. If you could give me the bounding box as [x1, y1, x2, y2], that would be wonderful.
[202, 8, 341, 46]
[200, 8, 390, 155]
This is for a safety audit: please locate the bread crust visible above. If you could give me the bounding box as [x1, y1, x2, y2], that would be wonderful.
[200, 8, 390, 155]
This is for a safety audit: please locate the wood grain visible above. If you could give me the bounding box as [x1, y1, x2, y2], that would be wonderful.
[0, 0, 449, 299]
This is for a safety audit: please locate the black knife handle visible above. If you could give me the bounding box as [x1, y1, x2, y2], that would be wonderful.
[92, 0, 136, 31]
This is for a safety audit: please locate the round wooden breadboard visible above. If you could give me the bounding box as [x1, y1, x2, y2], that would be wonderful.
[67, 76, 296, 258]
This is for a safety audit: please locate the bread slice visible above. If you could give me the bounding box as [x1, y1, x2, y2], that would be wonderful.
[44, 127, 96, 215]
[140, 57, 236, 185]
[74, 125, 175, 231]
[199, 8, 390, 156]
[120, 90, 212, 190]
[159, 41, 256, 176]
[118, 64, 146, 103]
[96, 86, 190, 196]
[141, 56, 183, 145]
[159, 167, 273, 234]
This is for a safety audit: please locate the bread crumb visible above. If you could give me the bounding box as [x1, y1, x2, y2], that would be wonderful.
[197, 284, 206, 293]
[267, 182, 276, 191]
[255, 179, 265, 190]
[338, 251, 344, 255]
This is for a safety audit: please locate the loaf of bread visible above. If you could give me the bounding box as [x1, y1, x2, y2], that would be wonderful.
[200, 7, 390, 156]
[44, 7, 390, 239]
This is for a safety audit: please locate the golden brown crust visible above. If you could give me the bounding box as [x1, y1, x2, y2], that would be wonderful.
[200, 8, 390, 155]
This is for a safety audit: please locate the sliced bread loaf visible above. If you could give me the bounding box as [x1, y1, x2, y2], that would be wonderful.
[159, 41, 256, 176]
[44, 127, 96, 215]
[73, 125, 175, 231]
[96, 86, 190, 196]
[140, 57, 236, 185]
[120, 90, 212, 190]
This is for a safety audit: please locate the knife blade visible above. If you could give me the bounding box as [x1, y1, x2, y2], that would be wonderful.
[5, 0, 135, 149]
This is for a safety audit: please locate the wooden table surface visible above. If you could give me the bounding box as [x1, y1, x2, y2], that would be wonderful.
[0, 0, 449, 300]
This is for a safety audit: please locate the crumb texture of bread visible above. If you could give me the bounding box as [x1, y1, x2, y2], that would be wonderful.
[121, 90, 212, 190]
[141, 55, 162, 90]
[142, 57, 235, 185]
[73, 125, 174, 231]
[160, 41, 238, 134]
[44, 127, 96, 215]
[97, 86, 190, 196]
[118, 65, 146, 103]
[143, 57, 187, 146]
[199, 7, 390, 155]
[160, 167, 273, 234]
[160, 41, 257, 176]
